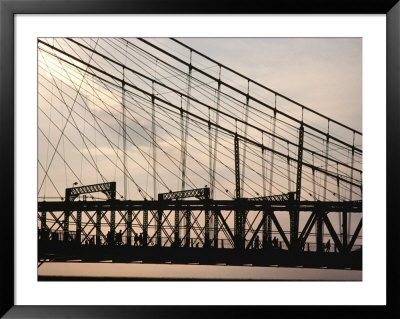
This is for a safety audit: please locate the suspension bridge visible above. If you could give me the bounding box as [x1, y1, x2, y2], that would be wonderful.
[37, 38, 362, 270]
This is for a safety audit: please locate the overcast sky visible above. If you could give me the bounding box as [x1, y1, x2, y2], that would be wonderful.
[38, 37, 362, 201]
[38, 37, 362, 280]
[178, 38, 362, 132]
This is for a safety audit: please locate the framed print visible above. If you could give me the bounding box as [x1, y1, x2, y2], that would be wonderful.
[1, 0, 399, 317]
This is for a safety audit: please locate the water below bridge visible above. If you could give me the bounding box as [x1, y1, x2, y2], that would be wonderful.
[38, 262, 361, 281]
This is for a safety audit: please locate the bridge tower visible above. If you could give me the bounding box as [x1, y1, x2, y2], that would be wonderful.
[290, 124, 304, 250]
[234, 134, 246, 250]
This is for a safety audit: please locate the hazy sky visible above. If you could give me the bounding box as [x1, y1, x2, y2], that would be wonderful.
[38, 38, 362, 280]
[38, 37, 362, 200]
[178, 38, 362, 132]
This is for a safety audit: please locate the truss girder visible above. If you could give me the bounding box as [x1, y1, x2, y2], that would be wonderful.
[247, 192, 294, 202]
[158, 188, 210, 201]
[38, 200, 362, 212]
[38, 200, 361, 252]
[65, 182, 116, 202]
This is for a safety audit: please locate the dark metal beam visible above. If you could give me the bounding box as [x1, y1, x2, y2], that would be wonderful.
[65, 182, 116, 202]
[301, 214, 317, 249]
[298, 212, 315, 244]
[213, 210, 219, 248]
[38, 200, 362, 213]
[215, 210, 235, 245]
[247, 192, 294, 202]
[76, 210, 82, 244]
[322, 213, 344, 252]
[127, 210, 132, 246]
[343, 211, 348, 248]
[143, 210, 148, 247]
[96, 210, 101, 245]
[158, 187, 210, 201]
[347, 218, 362, 252]
[316, 211, 324, 252]
[268, 211, 290, 249]
[245, 213, 267, 249]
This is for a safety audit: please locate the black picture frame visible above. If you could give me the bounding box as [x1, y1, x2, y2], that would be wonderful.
[1, 0, 399, 317]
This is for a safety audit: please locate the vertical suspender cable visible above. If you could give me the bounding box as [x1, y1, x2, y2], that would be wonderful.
[262, 133, 266, 196]
[323, 121, 330, 201]
[348, 131, 355, 241]
[268, 94, 277, 196]
[122, 67, 127, 200]
[312, 154, 316, 200]
[211, 66, 222, 198]
[337, 164, 342, 241]
[287, 142, 291, 192]
[240, 80, 250, 197]
[208, 105, 213, 192]
[181, 50, 192, 191]
[322, 120, 330, 245]
[152, 81, 157, 199]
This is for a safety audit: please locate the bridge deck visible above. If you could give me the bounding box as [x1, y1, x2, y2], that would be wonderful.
[39, 243, 362, 270]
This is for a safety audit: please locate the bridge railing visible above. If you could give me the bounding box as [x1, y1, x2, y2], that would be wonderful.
[39, 231, 362, 253]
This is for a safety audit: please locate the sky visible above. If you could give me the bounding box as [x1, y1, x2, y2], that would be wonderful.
[179, 37, 362, 132]
[37, 37, 362, 280]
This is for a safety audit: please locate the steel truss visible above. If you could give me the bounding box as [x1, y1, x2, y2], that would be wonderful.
[38, 199, 361, 253]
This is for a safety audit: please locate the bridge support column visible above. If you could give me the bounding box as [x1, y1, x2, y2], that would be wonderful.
[157, 209, 162, 246]
[40, 211, 47, 232]
[96, 210, 101, 245]
[63, 211, 70, 242]
[233, 134, 245, 250]
[174, 209, 180, 247]
[205, 208, 210, 248]
[127, 210, 132, 246]
[316, 211, 324, 252]
[40, 211, 48, 241]
[214, 209, 219, 248]
[289, 195, 299, 250]
[185, 210, 191, 248]
[262, 210, 271, 249]
[342, 211, 348, 251]
[76, 210, 82, 244]
[234, 209, 246, 250]
[291, 124, 304, 251]
[143, 210, 148, 247]
[342, 212, 348, 250]
[110, 210, 115, 245]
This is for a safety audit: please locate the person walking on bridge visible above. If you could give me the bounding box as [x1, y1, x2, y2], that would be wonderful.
[134, 233, 139, 246]
[325, 239, 331, 252]
[254, 236, 260, 249]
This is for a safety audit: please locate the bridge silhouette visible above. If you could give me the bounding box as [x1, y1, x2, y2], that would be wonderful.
[37, 38, 362, 271]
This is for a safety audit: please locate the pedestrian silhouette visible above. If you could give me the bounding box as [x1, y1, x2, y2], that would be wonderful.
[116, 230, 122, 245]
[325, 239, 331, 252]
[273, 236, 278, 248]
[254, 236, 260, 249]
[138, 233, 143, 246]
[107, 231, 111, 245]
[134, 233, 139, 246]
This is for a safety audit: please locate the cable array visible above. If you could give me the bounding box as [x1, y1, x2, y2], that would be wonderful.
[38, 38, 362, 203]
